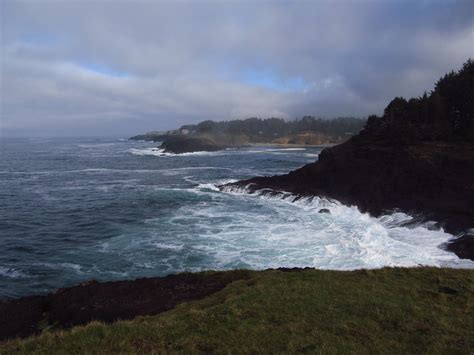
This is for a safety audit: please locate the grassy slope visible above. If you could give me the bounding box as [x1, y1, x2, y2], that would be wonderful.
[1, 267, 473, 354]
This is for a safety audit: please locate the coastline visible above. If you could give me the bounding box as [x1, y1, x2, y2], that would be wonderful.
[224, 138, 474, 260]
[244, 142, 337, 148]
[2, 267, 473, 352]
[0, 270, 252, 341]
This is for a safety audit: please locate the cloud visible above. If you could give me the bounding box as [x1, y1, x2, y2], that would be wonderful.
[1, 0, 473, 136]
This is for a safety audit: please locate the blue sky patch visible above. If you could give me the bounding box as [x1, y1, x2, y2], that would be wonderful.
[80, 62, 130, 78]
[242, 69, 309, 92]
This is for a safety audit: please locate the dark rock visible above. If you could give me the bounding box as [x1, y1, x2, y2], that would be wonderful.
[318, 208, 330, 214]
[0, 295, 47, 341]
[223, 137, 474, 241]
[446, 234, 474, 260]
[425, 221, 442, 231]
[0, 271, 250, 341]
[159, 136, 225, 154]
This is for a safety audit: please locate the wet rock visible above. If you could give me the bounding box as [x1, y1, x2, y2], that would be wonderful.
[318, 208, 330, 214]
[446, 234, 474, 261]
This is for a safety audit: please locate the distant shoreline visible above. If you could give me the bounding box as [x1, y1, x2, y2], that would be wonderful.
[150, 134, 339, 154]
[244, 142, 336, 148]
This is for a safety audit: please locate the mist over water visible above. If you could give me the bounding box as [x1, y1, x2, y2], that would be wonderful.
[0, 137, 472, 299]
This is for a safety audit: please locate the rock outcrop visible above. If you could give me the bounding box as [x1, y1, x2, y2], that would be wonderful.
[0, 271, 250, 341]
[222, 59, 474, 259]
[225, 137, 474, 234]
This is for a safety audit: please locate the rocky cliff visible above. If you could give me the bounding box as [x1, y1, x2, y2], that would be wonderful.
[222, 60, 474, 259]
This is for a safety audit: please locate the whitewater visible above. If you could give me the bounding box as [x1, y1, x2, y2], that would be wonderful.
[0, 137, 472, 298]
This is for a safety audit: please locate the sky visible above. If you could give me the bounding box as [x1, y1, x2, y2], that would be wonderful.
[1, 0, 473, 137]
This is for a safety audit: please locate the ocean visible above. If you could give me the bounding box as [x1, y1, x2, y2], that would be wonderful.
[1, 137, 472, 299]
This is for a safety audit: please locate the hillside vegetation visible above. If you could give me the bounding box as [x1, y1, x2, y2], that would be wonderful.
[1, 267, 473, 354]
[131, 116, 365, 146]
[363, 59, 473, 142]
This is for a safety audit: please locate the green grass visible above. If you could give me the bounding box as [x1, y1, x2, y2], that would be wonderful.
[1, 267, 473, 354]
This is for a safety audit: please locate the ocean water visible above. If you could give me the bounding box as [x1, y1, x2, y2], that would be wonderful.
[1, 137, 472, 299]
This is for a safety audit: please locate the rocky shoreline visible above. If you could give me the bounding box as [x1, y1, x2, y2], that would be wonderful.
[0, 267, 326, 342]
[158, 135, 226, 154]
[221, 137, 474, 259]
[2, 266, 473, 348]
[222, 60, 474, 260]
[0, 270, 252, 341]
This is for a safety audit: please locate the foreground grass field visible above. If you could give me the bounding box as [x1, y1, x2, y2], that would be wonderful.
[1, 267, 473, 353]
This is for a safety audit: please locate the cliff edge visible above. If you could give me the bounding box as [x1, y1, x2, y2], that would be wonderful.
[223, 60, 474, 259]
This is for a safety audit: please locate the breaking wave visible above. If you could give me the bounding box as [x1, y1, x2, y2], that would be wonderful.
[216, 184, 473, 270]
[128, 147, 230, 157]
[2, 137, 472, 299]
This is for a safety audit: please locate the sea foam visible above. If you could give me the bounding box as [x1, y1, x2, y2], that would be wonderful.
[182, 184, 474, 270]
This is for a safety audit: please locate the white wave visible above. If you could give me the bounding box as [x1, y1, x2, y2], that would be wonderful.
[0, 266, 30, 279]
[199, 185, 474, 270]
[183, 175, 199, 184]
[99, 242, 110, 253]
[34, 262, 84, 273]
[0, 168, 158, 175]
[77, 143, 118, 148]
[169, 166, 232, 171]
[266, 148, 307, 151]
[129, 147, 167, 156]
[163, 150, 227, 157]
[134, 262, 156, 269]
[196, 179, 238, 192]
[152, 242, 184, 251]
[197, 183, 221, 192]
[129, 147, 229, 157]
[128, 146, 318, 157]
[242, 149, 293, 154]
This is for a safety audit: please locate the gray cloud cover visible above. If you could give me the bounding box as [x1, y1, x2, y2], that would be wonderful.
[1, 0, 473, 136]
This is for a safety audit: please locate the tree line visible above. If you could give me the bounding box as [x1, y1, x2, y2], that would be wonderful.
[363, 59, 473, 142]
[180, 116, 365, 141]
